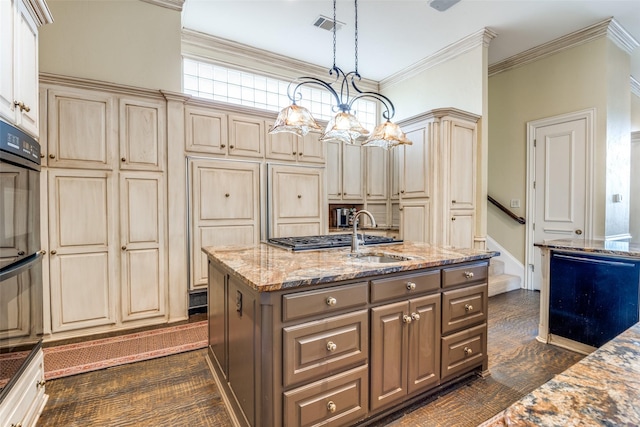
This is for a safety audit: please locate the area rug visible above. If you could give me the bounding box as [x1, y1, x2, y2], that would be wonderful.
[43, 321, 207, 380]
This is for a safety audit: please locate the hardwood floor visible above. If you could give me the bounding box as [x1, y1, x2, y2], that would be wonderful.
[37, 290, 584, 427]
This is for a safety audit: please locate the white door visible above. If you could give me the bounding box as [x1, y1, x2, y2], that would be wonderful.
[530, 115, 589, 290]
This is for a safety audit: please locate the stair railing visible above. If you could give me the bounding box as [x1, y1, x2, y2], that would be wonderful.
[487, 195, 526, 225]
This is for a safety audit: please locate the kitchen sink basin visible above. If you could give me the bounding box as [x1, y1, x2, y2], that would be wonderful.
[348, 252, 412, 263]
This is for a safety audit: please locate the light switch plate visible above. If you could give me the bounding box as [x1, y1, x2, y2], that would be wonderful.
[510, 199, 521, 208]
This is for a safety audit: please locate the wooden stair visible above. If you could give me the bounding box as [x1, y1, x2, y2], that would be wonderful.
[488, 259, 521, 297]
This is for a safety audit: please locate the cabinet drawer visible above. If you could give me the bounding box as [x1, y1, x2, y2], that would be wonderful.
[283, 365, 368, 427]
[282, 282, 368, 322]
[283, 310, 368, 387]
[442, 283, 487, 334]
[441, 323, 487, 380]
[442, 262, 487, 288]
[370, 270, 440, 303]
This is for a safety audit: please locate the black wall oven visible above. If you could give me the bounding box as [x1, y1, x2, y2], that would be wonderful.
[0, 119, 43, 402]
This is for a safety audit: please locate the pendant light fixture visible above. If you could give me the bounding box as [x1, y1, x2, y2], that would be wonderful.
[269, 0, 412, 149]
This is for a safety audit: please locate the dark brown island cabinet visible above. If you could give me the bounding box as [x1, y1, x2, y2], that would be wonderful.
[204, 245, 494, 427]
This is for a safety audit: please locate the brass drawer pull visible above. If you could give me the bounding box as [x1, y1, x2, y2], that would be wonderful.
[406, 281, 416, 291]
[411, 312, 420, 321]
[402, 314, 412, 324]
[465, 304, 473, 312]
[327, 401, 337, 413]
[464, 347, 473, 356]
[326, 296, 337, 306]
[326, 341, 337, 352]
[464, 271, 474, 279]
[37, 379, 46, 388]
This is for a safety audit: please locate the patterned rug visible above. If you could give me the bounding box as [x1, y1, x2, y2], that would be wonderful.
[43, 321, 207, 380]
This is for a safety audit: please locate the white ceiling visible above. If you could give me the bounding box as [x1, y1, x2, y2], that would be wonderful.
[182, 0, 640, 83]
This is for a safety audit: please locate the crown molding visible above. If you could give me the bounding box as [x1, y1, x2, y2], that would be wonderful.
[39, 72, 166, 99]
[24, 0, 54, 26]
[397, 107, 481, 127]
[139, 0, 184, 12]
[380, 27, 498, 90]
[632, 76, 640, 98]
[489, 18, 638, 77]
[181, 29, 379, 92]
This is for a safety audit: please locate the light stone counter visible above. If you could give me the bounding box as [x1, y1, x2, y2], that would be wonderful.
[534, 238, 640, 259]
[481, 321, 640, 426]
[202, 241, 499, 292]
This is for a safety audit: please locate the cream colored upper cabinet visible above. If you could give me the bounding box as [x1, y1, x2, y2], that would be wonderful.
[365, 146, 388, 200]
[119, 171, 166, 322]
[119, 97, 166, 171]
[46, 87, 117, 169]
[185, 106, 228, 155]
[0, 0, 47, 138]
[400, 200, 432, 244]
[266, 125, 325, 164]
[400, 125, 431, 199]
[47, 169, 118, 333]
[268, 164, 325, 238]
[189, 158, 261, 289]
[448, 119, 476, 210]
[327, 141, 364, 201]
[227, 114, 264, 158]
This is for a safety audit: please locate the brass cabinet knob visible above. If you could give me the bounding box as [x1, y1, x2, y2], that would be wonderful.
[40, 153, 45, 158]
[297, 194, 302, 199]
[403, 314, 412, 324]
[326, 341, 337, 352]
[229, 145, 235, 149]
[13, 100, 30, 112]
[406, 281, 416, 291]
[327, 401, 337, 413]
[298, 152, 303, 156]
[367, 193, 371, 196]
[10, 423, 23, 427]
[17, 250, 25, 256]
[326, 296, 337, 306]
[451, 217, 456, 221]
[37, 379, 46, 388]
[225, 193, 230, 198]
[464, 271, 474, 279]
[50, 250, 57, 255]
[220, 144, 226, 148]
[575, 229, 583, 235]
[49, 154, 56, 159]
[464, 347, 473, 356]
[400, 190, 405, 193]
[411, 312, 420, 321]
[121, 157, 126, 162]
[292, 151, 296, 155]
[465, 304, 474, 312]
[121, 245, 127, 251]
[452, 200, 457, 204]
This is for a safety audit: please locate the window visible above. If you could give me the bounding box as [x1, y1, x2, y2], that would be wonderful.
[183, 58, 377, 131]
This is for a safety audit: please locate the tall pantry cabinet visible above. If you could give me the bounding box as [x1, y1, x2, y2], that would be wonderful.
[39, 81, 168, 338]
[394, 108, 480, 249]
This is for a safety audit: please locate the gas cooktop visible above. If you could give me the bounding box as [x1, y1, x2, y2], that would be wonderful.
[266, 234, 402, 251]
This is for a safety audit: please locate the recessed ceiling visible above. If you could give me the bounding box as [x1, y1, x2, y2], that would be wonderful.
[182, 0, 640, 82]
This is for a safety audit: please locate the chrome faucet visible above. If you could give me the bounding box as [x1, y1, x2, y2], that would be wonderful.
[351, 210, 376, 253]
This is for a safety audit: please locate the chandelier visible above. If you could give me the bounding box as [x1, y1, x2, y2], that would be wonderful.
[269, 0, 412, 149]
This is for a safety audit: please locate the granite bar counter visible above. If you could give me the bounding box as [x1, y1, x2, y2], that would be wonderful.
[481, 321, 640, 426]
[535, 239, 640, 354]
[202, 241, 499, 292]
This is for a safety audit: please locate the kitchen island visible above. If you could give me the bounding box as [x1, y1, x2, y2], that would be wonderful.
[203, 241, 498, 427]
[535, 239, 640, 354]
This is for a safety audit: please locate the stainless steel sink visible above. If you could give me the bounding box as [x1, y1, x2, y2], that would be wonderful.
[348, 252, 411, 263]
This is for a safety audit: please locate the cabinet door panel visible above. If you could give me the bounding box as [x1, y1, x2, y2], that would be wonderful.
[326, 140, 341, 199]
[449, 211, 474, 249]
[15, 1, 39, 136]
[342, 143, 364, 200]
[408, 294, 441, 394]
[299, 131, 325, 164]
[370, 301, 408, 411]
[48, 170, 116, 332]
[119, 98, 165, 171]
[120, 172, 166, 321]
[266, 122, 296, 161]
[365, 146, 388, 200]
[0, 273, 30, 339]
[449, 120, 475, 210]
[0, 0, 14, 121]
[228, 115, 263, 158]
[402, 126, 430, 198]
[400, 201, 431, 244]
[48, 89, 115, 169]
[185, 107, 227, 154]
[197, 167, 258, 221]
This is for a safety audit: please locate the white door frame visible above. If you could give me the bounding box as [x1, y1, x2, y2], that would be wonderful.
[524, 108, 596, 290]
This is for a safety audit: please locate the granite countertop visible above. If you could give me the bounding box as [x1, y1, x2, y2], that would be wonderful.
[202, 241, 498, 292]
[534, 238, 640, 258]
[482, 322, 640, 426]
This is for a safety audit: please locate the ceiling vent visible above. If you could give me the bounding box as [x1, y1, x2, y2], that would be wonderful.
[313, 15, 345, 32]
[429, 0, 461, 12]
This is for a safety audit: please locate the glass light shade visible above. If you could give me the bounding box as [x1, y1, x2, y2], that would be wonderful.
[362, 121, 413, 149]
[320, 112, 370, 144]
[269, 104, 321, 136]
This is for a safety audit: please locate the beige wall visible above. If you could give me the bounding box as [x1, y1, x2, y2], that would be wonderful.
[632, 93, 640, 131]
[39, 0, 182, 92]
[488, 38, 612, 263]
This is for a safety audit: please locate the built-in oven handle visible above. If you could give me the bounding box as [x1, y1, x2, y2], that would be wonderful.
[0, 250, 43, 282]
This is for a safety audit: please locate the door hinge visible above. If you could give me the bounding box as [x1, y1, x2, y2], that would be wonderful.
[534, 139, 537, 147]
[533, 181, 536, 189]
[532, 223, 535, 231]
[529, 264, 535, 272]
